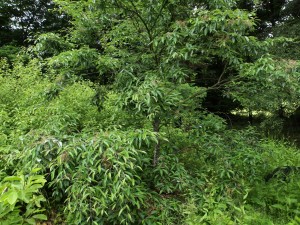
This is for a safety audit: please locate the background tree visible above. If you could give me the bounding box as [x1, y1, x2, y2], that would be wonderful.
[0, 0, 69, 46]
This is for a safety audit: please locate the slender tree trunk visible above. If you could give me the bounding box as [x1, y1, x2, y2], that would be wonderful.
[248, 108, 253, 125]
[278, 104, 285, 118]
[152, 116, 160, 167]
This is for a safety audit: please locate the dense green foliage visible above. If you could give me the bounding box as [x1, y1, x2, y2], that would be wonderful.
[0, 0, 300, 224]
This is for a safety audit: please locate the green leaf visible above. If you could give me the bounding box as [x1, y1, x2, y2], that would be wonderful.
[25, 218, 36, 225]
[32, 214, 47, 220]
[3, 176, 22, 182]
[6, 191, 18, 205]
[31, 168, 42, 173]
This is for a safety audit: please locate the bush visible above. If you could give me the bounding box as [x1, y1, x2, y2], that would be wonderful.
[0, 169, 47, 224]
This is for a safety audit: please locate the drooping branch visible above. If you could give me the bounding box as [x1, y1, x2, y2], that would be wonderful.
[198, 62, 230, 91]
[127, 0, 153, 45]
[149, 0, 169, 32]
